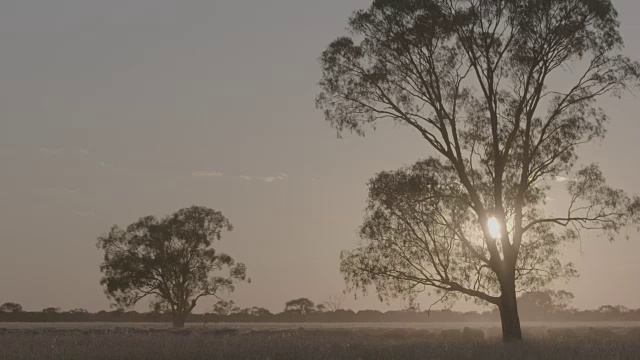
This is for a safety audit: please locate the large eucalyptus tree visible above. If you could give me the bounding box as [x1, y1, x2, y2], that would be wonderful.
[317, 0, 640, 341]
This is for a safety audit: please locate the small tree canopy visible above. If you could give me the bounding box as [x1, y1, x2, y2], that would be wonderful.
[212, 300, 241, 316]
[517, 290, 574, 314]
[68, 308, 89, 314]
[239, 306, 273, 317]
[0, 302, 23, 313]
[97, 206, 248, 327]
[42, 307, 61, 313]
[284, 298, 316, 314]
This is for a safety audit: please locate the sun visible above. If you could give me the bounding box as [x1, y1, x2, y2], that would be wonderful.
[487, 217, 501, 239]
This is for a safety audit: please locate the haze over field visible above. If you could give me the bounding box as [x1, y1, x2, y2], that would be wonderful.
[2, 0, 640, 315]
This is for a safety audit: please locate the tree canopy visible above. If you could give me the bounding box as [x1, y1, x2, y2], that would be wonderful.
[97, 206, 248, 327]
[517, 290, 574, 315]
[284, 298, 316, 314]
[0, 302, 23, 313]
[318, 0, 640, 341]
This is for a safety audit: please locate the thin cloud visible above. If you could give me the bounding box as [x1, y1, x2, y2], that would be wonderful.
[258, 173, 287, 183]
[239, 176, 252, 180]
[99, 161, 108, 168]
[39, 148, 64, 156]
[73, 148, 90, 156]
[192, 170, 223, 177]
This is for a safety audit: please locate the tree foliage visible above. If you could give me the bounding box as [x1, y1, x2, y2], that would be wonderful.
[0, 302, 23, 313]
[343, 159, 581, 305]
[318, 0, 640, 340]
[97, 206, 248, 327]
[323, 295, 346, 311]
[42, 307, 61, 314]
[212, 300, 241, 316]
[284, 298, 316, 314]
[517, 290, 574, 314]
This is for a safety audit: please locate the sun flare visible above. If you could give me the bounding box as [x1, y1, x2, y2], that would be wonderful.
[487, 217, 501, 239]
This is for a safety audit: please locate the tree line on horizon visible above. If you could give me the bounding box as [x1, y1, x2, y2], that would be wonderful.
[2, 290, 640, 323]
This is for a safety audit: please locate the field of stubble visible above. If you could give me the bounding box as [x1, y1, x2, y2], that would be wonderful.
[2, 324, 640, 360]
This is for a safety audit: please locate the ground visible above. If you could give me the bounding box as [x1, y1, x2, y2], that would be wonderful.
[2, 322, 640, 359]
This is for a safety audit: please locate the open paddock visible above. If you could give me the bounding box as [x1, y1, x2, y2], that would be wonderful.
[2, 323, 640, 359]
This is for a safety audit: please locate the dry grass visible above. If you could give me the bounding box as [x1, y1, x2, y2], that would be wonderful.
[1, 326, 640, 360]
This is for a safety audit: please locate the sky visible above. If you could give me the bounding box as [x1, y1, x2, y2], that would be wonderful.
[1, 0, 640, 314]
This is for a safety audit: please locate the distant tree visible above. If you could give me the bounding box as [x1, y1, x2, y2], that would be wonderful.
[68, 308, 89, 314]
[284, 298, 315, 315]
[42, 307, 61, 313]
[517, 290, 574, 316]
[252, 307, 272, 317]
[239, 306, 273, 317]
[319, 0, 640, 342]
[212, 300, 241, 316]
[315, 304, 327, 313]
[597, 304, 628, 313]
[97, 206, 248, 328]
[323, 295, 345, 312]
[0, 302, 23, 313]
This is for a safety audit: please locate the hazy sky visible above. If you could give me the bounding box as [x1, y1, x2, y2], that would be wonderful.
[2, 0, 640, 314]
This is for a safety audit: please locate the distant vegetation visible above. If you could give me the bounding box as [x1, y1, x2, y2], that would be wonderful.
[4, 291, 640, 324]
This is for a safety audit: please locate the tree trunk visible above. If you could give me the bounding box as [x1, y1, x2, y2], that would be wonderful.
[171, 313, 187, 328]
[498, 280, 523, 342]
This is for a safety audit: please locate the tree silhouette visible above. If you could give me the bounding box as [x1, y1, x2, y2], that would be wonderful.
[597, 304, 628, 313]
[517, 290, 574, 317]
[239, 306, 273, 317]
[0, 302, 23, 313]
[212, 300, 241, 316]
[67, 308, 89, 314]
[42, 307, 61, 313]
[323, 295, 345, 311]
[318, 0, 640, 341]
[97, 206, 248, 328]
[284, 298, 315, 315]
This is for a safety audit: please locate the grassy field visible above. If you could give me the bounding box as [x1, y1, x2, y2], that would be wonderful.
[2, 324, 640, 360]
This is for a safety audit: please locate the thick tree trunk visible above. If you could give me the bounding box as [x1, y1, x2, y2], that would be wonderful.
[171, 313, 187, 328]
[498, 280, 523, 342]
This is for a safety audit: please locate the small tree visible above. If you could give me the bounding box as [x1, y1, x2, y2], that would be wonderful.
[517, 290, 574, 316]
[239, 306, 273, 317]
[97, 206, 248, 328]
[68, 308, 89, 314]
[318, 0, 640, 342]
[284, 298, 315, 315]
[598, 304, 628, 314]
[212, 300, 241, 316]
[42, 307, 61, 313]
[323, 295, 345, 311]
[0, 302, 23, 313]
